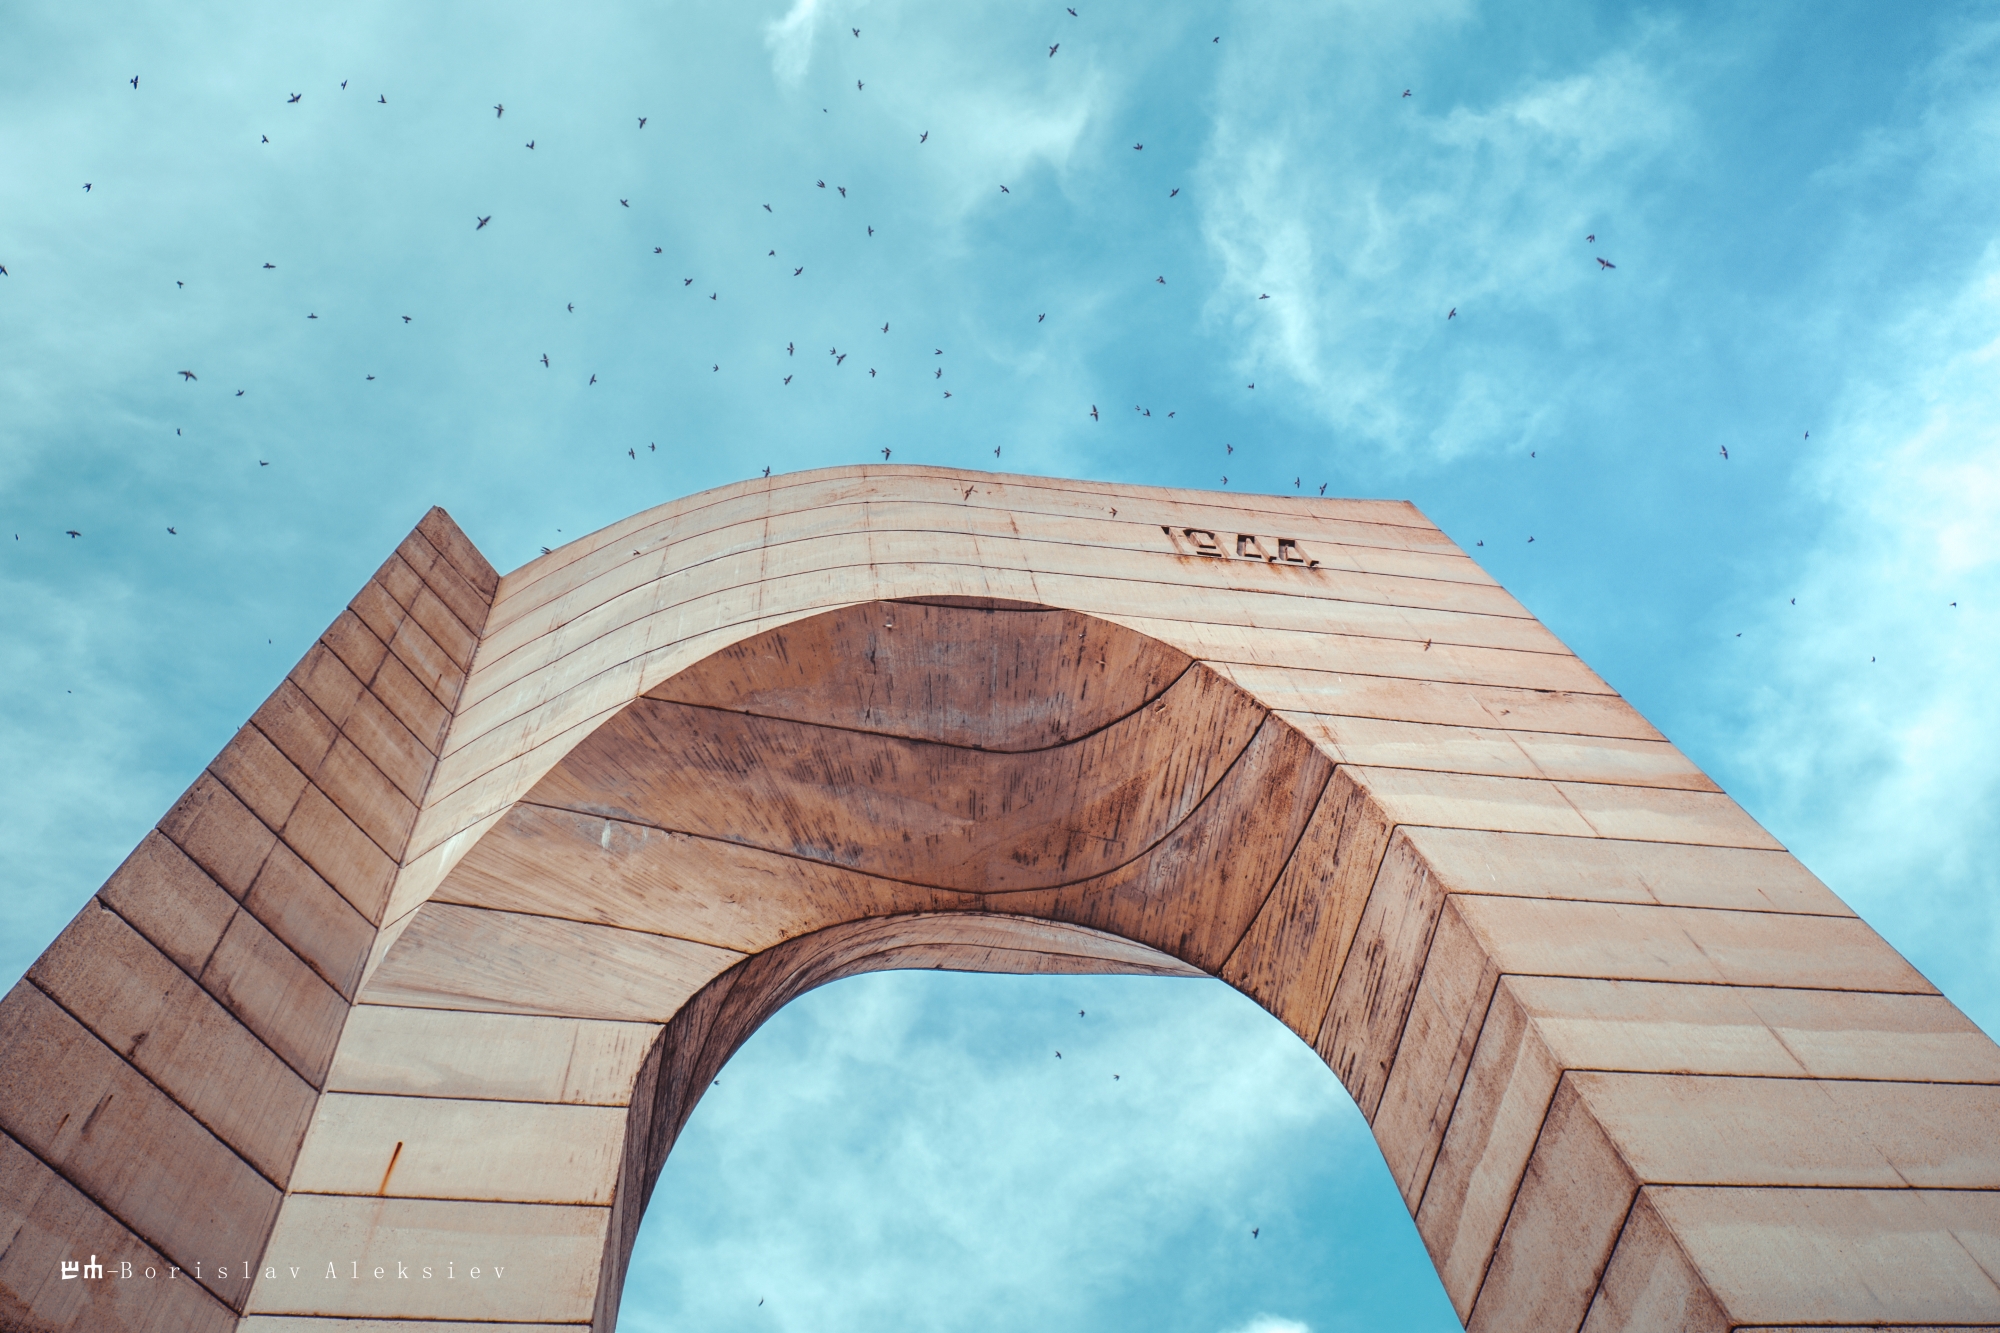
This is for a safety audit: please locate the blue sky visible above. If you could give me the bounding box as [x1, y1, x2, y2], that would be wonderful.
[4, 0, 1998, 1328]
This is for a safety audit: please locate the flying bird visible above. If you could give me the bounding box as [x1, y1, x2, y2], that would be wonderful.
[763, 203, 772, 211]
[1319, 483, 1327, 495]
[178, 370, 197, 381]
[130, 76, 138, 89]
[882, 323, 889, 332]
[1585, 233, 1595, 242]
[712, 363, 719, 371]
[1719, 444, 1728, 460]
[262, 261, 276, 268]
[378, 94, 387, 103]
[638, 116, 647, 127]
[867, 225, 874, 235]
[1597, 257, 1616, 269]
[1448, 307, 1456, 319]
[1090, 405, 1098, 420]
[1049, 43, 1059, 56]
[787, 342, 795, 354]
[620, 198, 629, 207]
[341, 80, 347, 88]
[166, 527, 176, 534]
[919, 130, 929, 142]
[943, 391, 951, 398]
[1133, 142, 1143, 150]
[684, 278, 693, 286]
[837, 185, 846, 196]
[655, 247, 663, 253]
[364, 375, 373, 381]
[934, 368, 942, 378]
[288, 93, 302, 103]
[784, 375, 792, 384]
[236, 389, 245, 395]
[852, 27, 860, 35]
[857, 80, 864, 90]
[259, 460, 269, 466]
[476, 215, 490, 229]
[994, 446, 1001, 457]
[868, 368, 876, 376]
[1000, 184, 1009, 193]
[526, 140, 534, 149]
[1038, 313, 1046, 322]
[836, 353, 846, 365]
[66, 530, 80, 538]
[1226, 443, 1233, 453]
[882, 448, 892, 459]
[1259, 292, 1269, 299]
[494, 103, 503, 117]
[709, 292, 717, 299]
[628, 448, 635, 459]
[261, 135, 268, 143]
[794, 265, 804, 275]
[541, 353, 549, 366]
[1170, 187, 1179, 197]
[589, 374, 597, 385]
[1252, 1229, 1260, 1239]
[817, 180, 826, 189]
[1156, 275, 1165, 284]
[404, 315, 412, 322]
[307, 313, 317, 319]
[1402, 89, 1412, 97]
[934, 348, 943, 355]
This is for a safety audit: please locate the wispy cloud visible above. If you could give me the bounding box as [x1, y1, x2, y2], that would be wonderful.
[765, 0, 827, 86]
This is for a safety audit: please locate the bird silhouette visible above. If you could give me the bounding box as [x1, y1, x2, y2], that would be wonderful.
[837, 185, 847, 197]
[620, 198, 630, 207]
[1000, 184, 1009, 193]
[867, 225, 874, 235]
[1719, 444, 1728, 459]
[1252, 1229, 1260, 1239]
[1226, 443, 1233, 453]
[526, 140, 534, 149]
[236, 389, 245, 395]
[1049, 43, 1059, 56]
[787, 343, 795, 355]
[852, 26, 859, 35]
[364, 375, 373, 381]
[763, 203, 772, 212]
[868, 368, 876, 376]
[817, 180, 826, 189]
[1448, 307, 1456, 319]
[684, 277, 693, 285]
[178, 370, 196, 381]
[934, 368, 942, 378]
[919, 130, 929, 142]
[934, 348, 943, 355]
[1170, 187, 1180, 197]
[882, 448, 891, 459]
[130, 76, 139, 89]
[341, 80, 347, 88]
[540, 353, 549, 367]
[628, 448, 635, 459]
[784, 375, 792, 384]
[1319, 483, 1328, 495]
[166, 527, 176, 534]
[378, 94, 386, 103]
[763, 466, 771, 477]
[589, 374, 597, 385]
[1585, 233, 1595, 242]
[1222, 476, 1228, 485]
[1133, 142, 1143, 150]
[476, 216, 490, 229]
[709, 292, 717, 300]
[857, 80, 864, 90]
[638, 116, 647, 127]
[259, 460, 269, 466]
[263, 262, 276, 268]
[794, 266, 804, 276]
[1038, 313, 1046, 322]
[836, 353, 846, 365]
[712, 363, 719, 370]
[82, 183, 91, 192]
[65, 530, 80, 538]
[882, 323, 889, 332]
[994, 446, 1001, 457]
[1156, 275, 1166, 284]
[1402, 88, 1412, 97]
[288, 93, 302, 103]
[1294, 477, 1301, 488]
[307, 313, 317, 319]
[655, 247, 663, 254]
[1597, 257, 1615, 269]
[261, 135, 268, 143]
[1090, 405, 1099, 420]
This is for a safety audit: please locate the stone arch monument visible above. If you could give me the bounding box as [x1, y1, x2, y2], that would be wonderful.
[4, 466, 1997, 1332]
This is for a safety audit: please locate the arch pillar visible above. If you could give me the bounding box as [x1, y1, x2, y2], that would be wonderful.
[4, 467, 1997, 1332]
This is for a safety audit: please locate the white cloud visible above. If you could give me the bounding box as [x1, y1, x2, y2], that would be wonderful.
[1223, 1317, 1313, 1333]
[764, 0, 826, 85]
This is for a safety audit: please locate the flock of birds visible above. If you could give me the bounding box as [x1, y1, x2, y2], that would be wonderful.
[16, 13, 1779, 566]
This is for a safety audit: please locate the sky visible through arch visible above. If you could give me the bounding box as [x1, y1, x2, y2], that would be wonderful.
[2, 1, 1998, 1329]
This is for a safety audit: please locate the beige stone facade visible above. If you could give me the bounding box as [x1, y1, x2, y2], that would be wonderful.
[4, 465, 1997, 1331]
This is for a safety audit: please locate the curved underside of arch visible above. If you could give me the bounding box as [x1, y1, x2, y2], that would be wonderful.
[5, 467, 1999, 1333]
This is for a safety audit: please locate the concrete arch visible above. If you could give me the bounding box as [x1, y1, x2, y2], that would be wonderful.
[5, 466, 1999, 1333]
